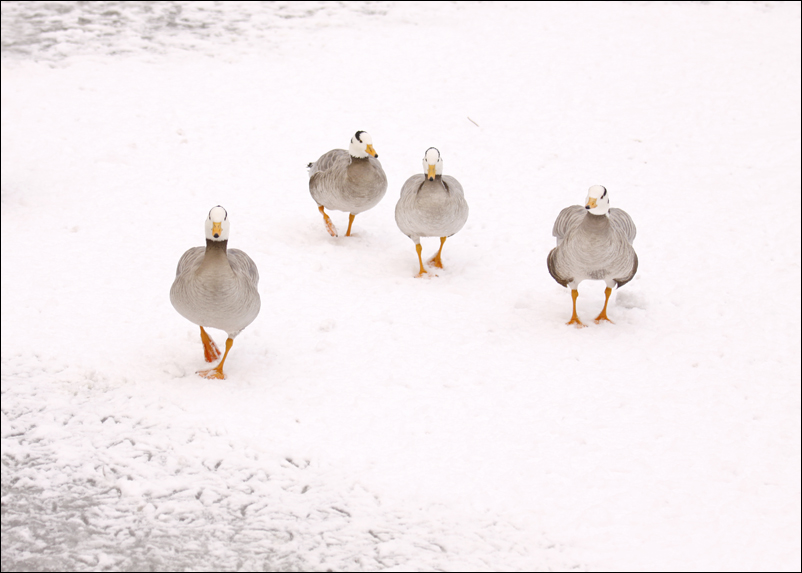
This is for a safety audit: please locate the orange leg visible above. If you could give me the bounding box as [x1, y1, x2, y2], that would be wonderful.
[200, 326, 221, 362]
[566, 289, 587, 328]
[319, 205, 338, 237]
[428, 237, 446, 268]
[345, 213, 356, 237]
[415, 243, 428, 278]
[197, 338, 233, 380]
[594, 287, 615, 324]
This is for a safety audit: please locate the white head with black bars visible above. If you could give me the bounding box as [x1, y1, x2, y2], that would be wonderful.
[349, 131, 378, 159]
[422, 147, 443, 181]
[585, 185, 610, 216]
[205, 205, 230, 241]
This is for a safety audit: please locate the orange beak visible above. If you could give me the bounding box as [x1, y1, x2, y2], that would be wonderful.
[365, 144, 378, 158]
[586, 197, 598, 209]
[212, 222, 222, 237]
[427, 164, 436, 180]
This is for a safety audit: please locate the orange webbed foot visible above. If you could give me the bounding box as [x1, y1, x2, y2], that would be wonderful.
[567, 317, 588, 328]
[428, 237, 446, 269]
[319, 206, 338, 237]
[427, 257, 444, 269]
[566, 289, 586, 328]
[200, 327, 221, 363]
[197, 368, 226, 380]
[594, 288, 614, 324]
[414, 244, 434, 278]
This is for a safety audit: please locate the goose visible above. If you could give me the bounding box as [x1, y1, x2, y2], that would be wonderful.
[547, 185, 637, 327]
[170, 206, 261, 379]
[307, 131, 388, 237]
[395, 147, 469, 277]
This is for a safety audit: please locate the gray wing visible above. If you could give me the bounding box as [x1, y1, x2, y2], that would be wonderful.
[308, 149, 348, 179]
[441, 175, 465, 199]
[398, 174, 425, 198]
[608, 208, 637, 244]
[395, 175, 425, 241]
[227, 249, 260, 288]
[174, 246, 205, 277]
[547, 247, 571, 287]
[552, 205, 586, 245]
[615, 251, 638, 288]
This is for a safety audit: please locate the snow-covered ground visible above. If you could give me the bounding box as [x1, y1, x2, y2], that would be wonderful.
[2, 1, 800, 571]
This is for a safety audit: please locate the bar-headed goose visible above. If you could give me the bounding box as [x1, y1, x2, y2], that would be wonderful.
[170, 206, 261, 378]
[395, 147, 469, 277]
[547, 185, 637, 327]
[307, 131, 388, 237]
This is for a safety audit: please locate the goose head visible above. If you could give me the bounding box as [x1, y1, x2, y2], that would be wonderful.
[205, 205, 230, 241]
[422, 147, 444, 181]
[585, 185, 610, 215]
[349, 131, 379, 159]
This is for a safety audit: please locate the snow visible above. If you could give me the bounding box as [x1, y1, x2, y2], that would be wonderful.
[1, 1, 800, 571]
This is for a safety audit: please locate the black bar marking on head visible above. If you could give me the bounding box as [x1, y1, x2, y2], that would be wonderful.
[355, 130, 365, 142]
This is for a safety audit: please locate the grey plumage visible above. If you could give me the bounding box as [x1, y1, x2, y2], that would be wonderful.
[395, 174, 469, 244]
[308, 149, 388, 215]
[308, 132, 388, 237]
[548, 206, 638, 289]
[170, 240, 261, 338]
[395, 147, 469, 276]
[547, 185, 637, 325]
